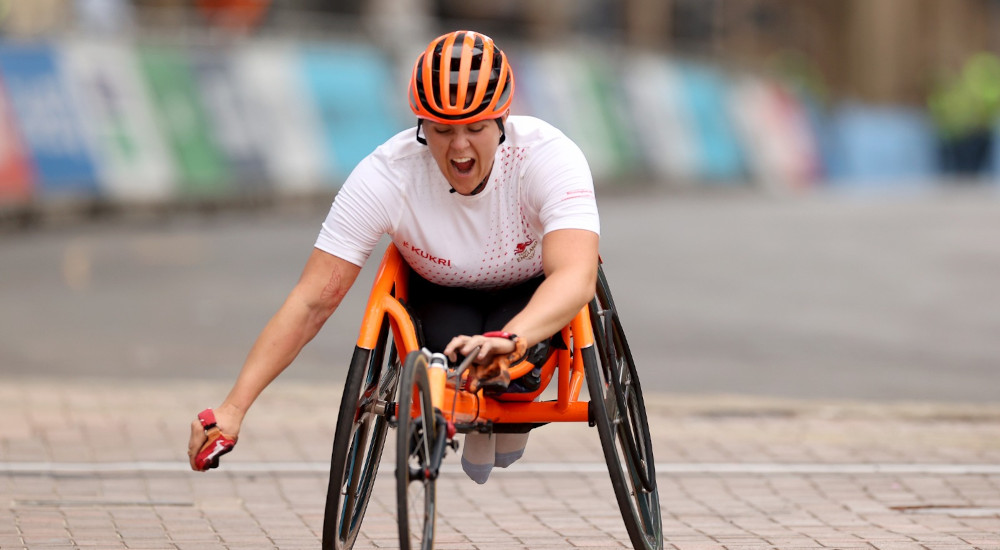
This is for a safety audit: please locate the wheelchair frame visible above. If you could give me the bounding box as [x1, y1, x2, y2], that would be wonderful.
[321, 244, 663, 550]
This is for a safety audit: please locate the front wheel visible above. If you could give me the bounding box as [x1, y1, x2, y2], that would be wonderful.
[396, 351, 437, 550]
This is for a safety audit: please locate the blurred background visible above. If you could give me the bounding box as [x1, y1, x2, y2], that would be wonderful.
[1, 0, 1000, 213]
[1, 0, 999, 403]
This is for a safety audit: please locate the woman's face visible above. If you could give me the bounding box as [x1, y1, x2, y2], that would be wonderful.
[423, 116, 505, 195]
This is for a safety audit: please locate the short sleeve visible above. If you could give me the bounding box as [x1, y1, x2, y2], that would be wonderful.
[523, 135, 600, 236]
[315, 155, 397, 267]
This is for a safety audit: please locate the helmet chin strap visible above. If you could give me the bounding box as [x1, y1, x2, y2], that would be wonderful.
[448, 176, 488, 195]
[416, 119, 427, 145]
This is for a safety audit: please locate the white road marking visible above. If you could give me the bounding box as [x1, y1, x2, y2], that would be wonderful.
[3, 461, 1000, 475]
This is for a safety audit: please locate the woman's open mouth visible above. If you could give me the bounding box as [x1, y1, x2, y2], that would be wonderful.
[451, 157, 475, 174]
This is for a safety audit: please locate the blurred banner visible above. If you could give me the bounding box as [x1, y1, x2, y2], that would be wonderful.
[622, 54, 701, 184]
[677, 62, 746, 183]
[0, 43, 99, 199]
[191, 47, 270, 194]
[0, 77, 33, 205]
[299, 42, 400, 182]
[0, 35, 982, 211]
[515, 47, 636, 181]
[137, 45, 230, 198]
[730, 76, 821, 191]
[60, 38, 176, 202]
[230, 40, 327, 194]
[826, 103, 939, 186]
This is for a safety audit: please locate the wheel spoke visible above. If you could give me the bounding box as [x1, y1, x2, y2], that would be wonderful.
[419, 395, 432, 465]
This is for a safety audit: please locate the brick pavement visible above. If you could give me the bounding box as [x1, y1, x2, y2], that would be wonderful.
[3, 377, 1000, 549]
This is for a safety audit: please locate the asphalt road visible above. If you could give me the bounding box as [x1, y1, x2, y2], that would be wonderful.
[3, 186, 999, 404]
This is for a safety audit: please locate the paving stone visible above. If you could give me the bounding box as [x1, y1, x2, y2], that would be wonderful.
[3, 378, 1000, 548]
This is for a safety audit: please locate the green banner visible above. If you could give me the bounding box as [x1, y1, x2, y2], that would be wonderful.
[582, 55, 639, 178]
[137, 46, 228, 196]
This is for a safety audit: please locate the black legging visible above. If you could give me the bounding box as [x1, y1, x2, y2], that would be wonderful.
[406, 270, 544, 353]
[405, 270, 551, 393]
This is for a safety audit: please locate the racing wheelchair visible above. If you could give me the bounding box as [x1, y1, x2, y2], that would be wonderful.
[321, 244, 662, 550]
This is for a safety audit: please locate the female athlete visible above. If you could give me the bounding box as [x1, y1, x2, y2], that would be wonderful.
[188, 29, 600, 483]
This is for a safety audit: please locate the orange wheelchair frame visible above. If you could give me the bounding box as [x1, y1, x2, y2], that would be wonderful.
[321, 244, 662, 550]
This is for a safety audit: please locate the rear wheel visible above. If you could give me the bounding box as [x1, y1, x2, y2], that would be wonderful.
[323, 319, 399, 550]
[585, 266, 663, 550]
[396, 351, 437, 550]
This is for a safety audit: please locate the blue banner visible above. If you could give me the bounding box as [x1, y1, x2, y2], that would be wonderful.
[677, 63, 745, 182]
[827, 103, 938, 184]
[300, 43, 403, 181]
[0, 43, 99, 197]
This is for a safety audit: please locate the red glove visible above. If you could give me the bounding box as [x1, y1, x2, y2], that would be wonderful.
[192, 409, 237, 471]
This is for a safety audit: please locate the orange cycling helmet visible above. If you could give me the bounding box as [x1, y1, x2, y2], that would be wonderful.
[409, 30, 514, 127]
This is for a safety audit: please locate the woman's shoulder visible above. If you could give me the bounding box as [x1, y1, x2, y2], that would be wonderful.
[505, 115, 581, 152]
[353, 126, 435, 183]
[506, 115, 564, 139]
[370, 126, 427, 163]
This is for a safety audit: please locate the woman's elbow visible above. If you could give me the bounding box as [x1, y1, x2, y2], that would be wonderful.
[310, 288, 344, 323]
[290, 282, 342, 330]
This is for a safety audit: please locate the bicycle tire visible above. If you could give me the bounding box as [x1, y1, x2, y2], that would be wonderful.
[585, 266, 663, 550]
[396, 351, 437, 550]
[323, 318, 399, 550]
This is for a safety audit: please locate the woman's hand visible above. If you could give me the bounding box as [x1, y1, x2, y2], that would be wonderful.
[187, 406, 241, 471]
[444, 334, 517, 364]
[445, 332, 528, 394]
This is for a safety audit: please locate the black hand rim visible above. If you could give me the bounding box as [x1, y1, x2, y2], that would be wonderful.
[594, 267, 657, 492]
[323, 319, 398, 549]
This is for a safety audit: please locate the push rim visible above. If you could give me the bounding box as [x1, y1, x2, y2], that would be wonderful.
[323, 319, 399, 549]
[586, 266, 663, 550]
[595, 272, 657, 492]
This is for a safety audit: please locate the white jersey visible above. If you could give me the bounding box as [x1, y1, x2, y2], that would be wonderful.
[315, 116, 600, 289]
